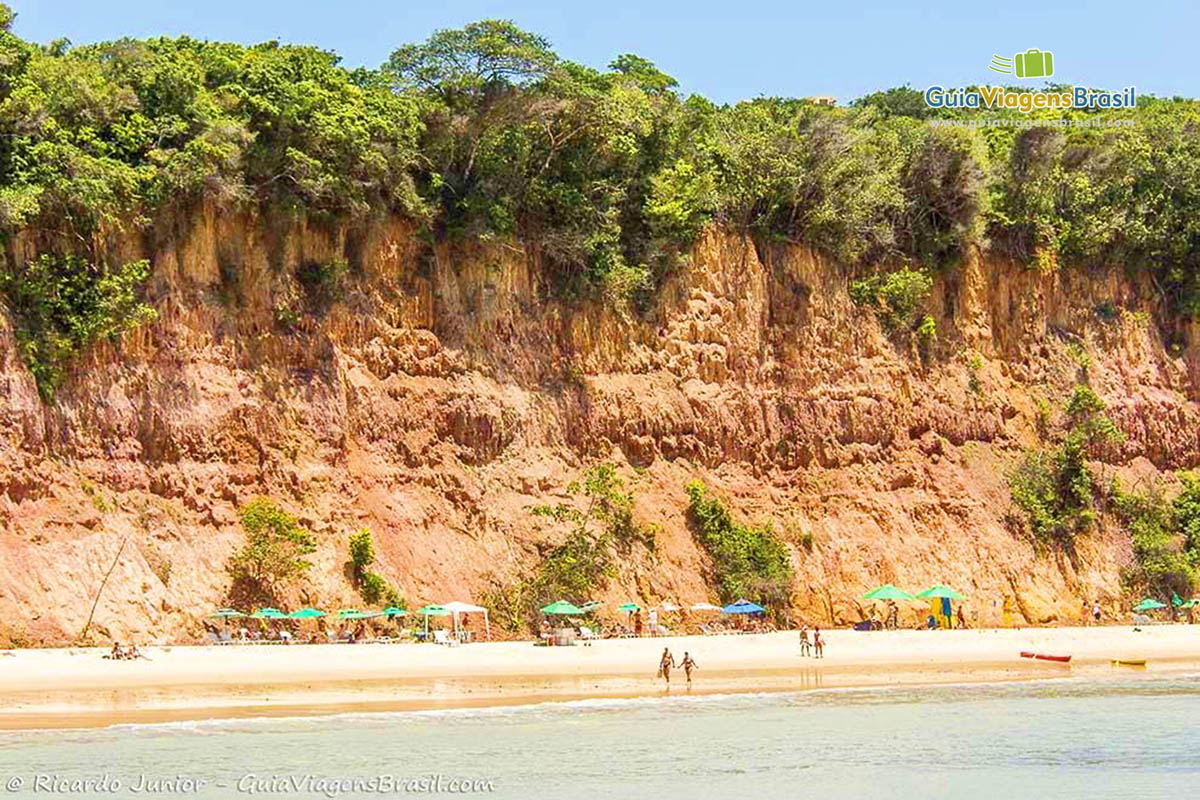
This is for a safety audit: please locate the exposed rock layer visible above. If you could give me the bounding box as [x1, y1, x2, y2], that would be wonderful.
[1, 207, 1197, 644]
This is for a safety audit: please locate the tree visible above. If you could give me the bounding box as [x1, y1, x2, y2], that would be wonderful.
[385, 20, 556, 107]
[227, 498, 316, 601]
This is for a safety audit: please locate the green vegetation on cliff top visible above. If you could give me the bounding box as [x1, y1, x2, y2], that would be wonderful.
[1, 9, 1200, 398]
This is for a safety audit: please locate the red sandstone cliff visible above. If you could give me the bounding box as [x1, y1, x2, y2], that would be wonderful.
[1, 206, 1197, 645]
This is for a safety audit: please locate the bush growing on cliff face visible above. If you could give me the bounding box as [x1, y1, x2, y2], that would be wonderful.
[0, 254, 157, 401]
[486, 463, 653, 632]
[685, 481, 794, 611]
[1112, 478, 1196, 604]
[227, 497, 316, 603]
[346, 527, 403, 607]
[1007, 386, 1124, 548]
[849, 266, 934, 328]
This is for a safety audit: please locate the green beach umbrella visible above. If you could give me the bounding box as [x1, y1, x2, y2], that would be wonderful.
[382, 606, 408, 618]
[417, 604, 450, 637]
[1134, 598, 1167, 612]
[1172, 592, 1183, 607]
[618, 602, 641, 613]
[861, 584, 915, 601]
[338, 608, 383, 620]
[209, 608, 245, 618]
[251, 607, 286, 619]
[916, 585, 966, 600]
[417, 604, 450, 616]
[1180, 600, 1197, 610]
[541, 600, 584, 615]
[289, 607, 326, 619]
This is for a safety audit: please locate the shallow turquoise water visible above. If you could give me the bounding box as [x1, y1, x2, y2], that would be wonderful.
[1, 677, 1197, 799]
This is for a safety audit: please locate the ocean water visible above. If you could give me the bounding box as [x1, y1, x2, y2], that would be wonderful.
[1, 677, 1197, 799]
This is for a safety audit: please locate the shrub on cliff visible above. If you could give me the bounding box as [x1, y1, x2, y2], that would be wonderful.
[227, 497, 316, 604]
[0, 254, 157, 401]
[849, 266, 933, 329]
[346, 527, 404, 607]
[486, 463, 653, 632]
[1112, 478, 1197, 605]
[684, 481, 794, 612]
[1007, 385, 1125, 549]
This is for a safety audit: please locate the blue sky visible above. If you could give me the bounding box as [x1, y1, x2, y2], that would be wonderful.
[8, 0, 1195, 103]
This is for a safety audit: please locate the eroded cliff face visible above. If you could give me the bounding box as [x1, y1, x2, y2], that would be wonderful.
[1, 206, 1198, 645]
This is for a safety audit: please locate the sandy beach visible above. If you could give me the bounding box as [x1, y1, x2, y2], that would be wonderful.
[0, 626, 1195, 730]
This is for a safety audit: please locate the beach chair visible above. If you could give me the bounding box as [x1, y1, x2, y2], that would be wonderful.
[433, 630, 457, 647]
[578, 626, 599, 640]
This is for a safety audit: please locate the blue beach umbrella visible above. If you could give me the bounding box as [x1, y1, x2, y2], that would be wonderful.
[723, 599, 766, 615]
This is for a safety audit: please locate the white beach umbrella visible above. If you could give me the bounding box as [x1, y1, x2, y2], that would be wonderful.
[442, 601, 490, 639]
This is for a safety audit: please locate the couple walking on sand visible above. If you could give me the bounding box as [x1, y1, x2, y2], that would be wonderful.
[798, 625, 824, 658]
[658, 647, 697, 687]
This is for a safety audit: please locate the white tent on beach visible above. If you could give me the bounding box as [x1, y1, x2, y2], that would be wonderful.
[442, 601, 490, 639]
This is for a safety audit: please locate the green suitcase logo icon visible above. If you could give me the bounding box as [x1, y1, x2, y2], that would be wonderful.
[1014, 49, 1054, 79]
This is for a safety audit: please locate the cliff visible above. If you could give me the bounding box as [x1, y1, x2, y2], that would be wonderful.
[1, 206, 1197, 645]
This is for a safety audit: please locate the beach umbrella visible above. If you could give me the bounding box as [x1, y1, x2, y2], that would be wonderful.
[618, 602, 641, 613]
[341, 611, 382, 620]
[723, 599, 766, 615]
[1134, 598, 1167, 612]
[289, 607, 325, 619]
[1172, 592, 1183, 607]
[442, 601, 490, 639]
[541, 600, 584, 615]
[1180, 600, 1197, 610]
[418, 604, 450, 616]
[690, 602, 723, 612]
[579, 601, 603, 613]
[657, 602, 681, 612]
[916, 585, 966, 600]
[861, 584, 915, 601]
[382, 606, 408, 618]
[417, 604, 450, 636]
[250, 608, 287, 619]
[337, 608, 364, 619]
[209, 608, 245, 618]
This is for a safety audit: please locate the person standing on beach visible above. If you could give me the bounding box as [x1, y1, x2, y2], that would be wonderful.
[658, 647, 677, 686]
[1081, 600, 1090, 627]
[799, 625, 812, 657]
[1092, 602, 1102, 625]
[813, 627, 824, 659]
[956, 605, 967, 630]
[681, 652, 697, 687]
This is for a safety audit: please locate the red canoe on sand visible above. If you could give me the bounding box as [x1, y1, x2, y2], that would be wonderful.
[1020, 651, 1072, 663]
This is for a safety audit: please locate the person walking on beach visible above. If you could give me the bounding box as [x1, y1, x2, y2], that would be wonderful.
[1092, 602, 1102, 625]
[681, 652, 697, 687]
[813, 627, 824, 659]
[799, 625, 812, 657]
[658, 647, 677, 686]
[956, 605, 967, 630]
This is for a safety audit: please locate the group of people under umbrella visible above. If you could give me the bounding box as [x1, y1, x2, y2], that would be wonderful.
[208, 601, 491, 643]
[537, 598, 770, 642]
[860, 584, 967, 630]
